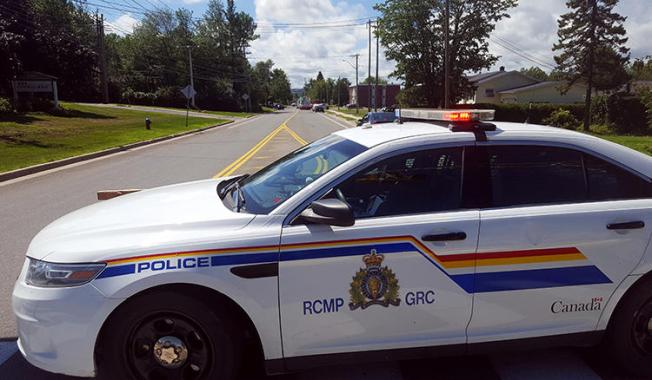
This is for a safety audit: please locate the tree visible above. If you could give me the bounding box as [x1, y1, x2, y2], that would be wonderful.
[631, 57, 652, 81]
[375, 0, 517, 107]
[519, 66, 548, 81]
[335, 77, 351, 106]
[316, 71, 324, 81]
[269, 68, 292, 104]
[361, 76, 388, 85]
[553, 0, 629, 131]
[252, 59, 273, 103]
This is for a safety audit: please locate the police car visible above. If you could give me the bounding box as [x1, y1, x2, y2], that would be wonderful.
[12, 109, 652, 379]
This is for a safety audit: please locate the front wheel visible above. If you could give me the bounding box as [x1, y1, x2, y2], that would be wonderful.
[96, 290, 241, 380]
[606, 277, 652, 377]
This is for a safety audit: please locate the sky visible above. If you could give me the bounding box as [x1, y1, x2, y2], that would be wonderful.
[107, 0, 652, 88]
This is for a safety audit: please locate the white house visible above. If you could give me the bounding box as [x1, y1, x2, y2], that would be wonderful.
[466, 67, 586, 104]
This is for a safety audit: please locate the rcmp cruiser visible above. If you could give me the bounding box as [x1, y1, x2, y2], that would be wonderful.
[12, 109, 652, 379]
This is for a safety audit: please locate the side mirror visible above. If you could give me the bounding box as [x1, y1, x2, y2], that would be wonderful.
[297, 198, 354, 227]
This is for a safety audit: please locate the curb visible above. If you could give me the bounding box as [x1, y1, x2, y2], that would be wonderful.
[0, 120, 236, 183]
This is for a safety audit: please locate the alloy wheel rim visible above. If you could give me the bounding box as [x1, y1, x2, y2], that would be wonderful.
[632, 299, 652, 355]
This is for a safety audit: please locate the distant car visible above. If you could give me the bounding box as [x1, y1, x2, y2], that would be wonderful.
[312, 103, 325, 112]
[291, 102, 296, 107]
[273, 103, 285, 110]
[299, 104, 312, 110]
[346, 103, 357, 109]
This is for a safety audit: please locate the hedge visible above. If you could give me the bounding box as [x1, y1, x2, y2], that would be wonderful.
[453, 103, 585, 125]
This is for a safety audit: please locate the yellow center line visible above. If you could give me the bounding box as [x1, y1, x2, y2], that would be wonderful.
[313, 157, 323, 174]
[283, 125, 308, 145]
[213, 111, 302, 178]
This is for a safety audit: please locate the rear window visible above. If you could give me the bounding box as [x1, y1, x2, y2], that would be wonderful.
[484, 145, 651, 208]
[487, 146, 586, 207]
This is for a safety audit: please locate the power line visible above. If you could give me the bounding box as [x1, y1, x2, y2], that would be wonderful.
[490, 37, 556, 70]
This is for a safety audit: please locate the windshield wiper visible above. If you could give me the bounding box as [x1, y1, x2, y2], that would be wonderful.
[217, 174, 249, 199]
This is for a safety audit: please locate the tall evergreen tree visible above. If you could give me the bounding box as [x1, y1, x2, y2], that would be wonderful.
[553, 0, 629, 131]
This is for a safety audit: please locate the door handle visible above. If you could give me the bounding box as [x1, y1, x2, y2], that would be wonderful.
[607, 221, 645, 230]
[422, 232, 467, 241]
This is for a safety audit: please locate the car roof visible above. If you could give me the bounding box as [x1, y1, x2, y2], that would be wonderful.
[333, 121, 652, 178]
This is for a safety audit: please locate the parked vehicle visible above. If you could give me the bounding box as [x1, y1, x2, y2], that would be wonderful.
[13, 109, 652, 379]
[311, 103, 325, 112]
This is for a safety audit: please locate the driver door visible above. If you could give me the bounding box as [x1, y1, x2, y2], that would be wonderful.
[278, 146, 479, 360]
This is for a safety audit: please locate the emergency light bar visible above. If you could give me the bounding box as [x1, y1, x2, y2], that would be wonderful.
[396, 109, 495, 122]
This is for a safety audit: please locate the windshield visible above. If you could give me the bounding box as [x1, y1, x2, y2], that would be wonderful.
[237, 135, 367, 214]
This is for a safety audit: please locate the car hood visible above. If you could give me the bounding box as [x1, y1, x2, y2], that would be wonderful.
[27, 179, 256, 262]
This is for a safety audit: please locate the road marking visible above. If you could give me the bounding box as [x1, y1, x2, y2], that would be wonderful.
[0, 341, 18, 367]
[283, 124, 308, 145]
[213, 111, 302, 178]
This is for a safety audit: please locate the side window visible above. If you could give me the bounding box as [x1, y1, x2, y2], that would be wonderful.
[487, 146, 586, 207]
[336, 147, 463, 218]
[585, 154, 652, 201]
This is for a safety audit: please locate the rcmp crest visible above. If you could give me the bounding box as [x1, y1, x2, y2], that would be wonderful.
[349, 250, 400, 310]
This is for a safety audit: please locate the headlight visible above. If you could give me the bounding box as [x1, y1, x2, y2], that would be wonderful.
[25, 258, 106, 288]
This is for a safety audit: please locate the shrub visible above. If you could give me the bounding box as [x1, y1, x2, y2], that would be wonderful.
[454, 103, 585, 124]
[0, 97, 14, 115]
[637, 89, 652, 131]
[542, 108, 580, 130]
[606, 92, 647, 134]
[590, 124, 614, 135]
[121, 88, 136, 104]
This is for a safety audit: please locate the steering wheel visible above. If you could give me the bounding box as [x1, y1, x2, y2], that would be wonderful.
[335, 188, 346, 203]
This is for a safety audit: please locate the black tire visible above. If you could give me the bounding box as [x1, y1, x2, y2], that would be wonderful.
[606, 276, 652, 377]
[96, 290, 241, 380]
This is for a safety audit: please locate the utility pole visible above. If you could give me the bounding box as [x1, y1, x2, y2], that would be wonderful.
[337, 75, 341, 109]
[355, 54, 359, 113]
[375, 18, 379, 112]
[97, 13, 109, 103]
[368, 19, 372, 112]
[444, 0, 450, 108]
[184, 45, 196, 108]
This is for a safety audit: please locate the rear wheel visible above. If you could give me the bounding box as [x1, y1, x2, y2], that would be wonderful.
[606, 277, 652, 377]
[96, 290, 241, 380]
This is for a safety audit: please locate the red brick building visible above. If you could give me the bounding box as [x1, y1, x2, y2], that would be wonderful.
[349, 84, 400, 108]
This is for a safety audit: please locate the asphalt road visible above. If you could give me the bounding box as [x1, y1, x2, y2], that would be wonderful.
[0, 109, 641, 379]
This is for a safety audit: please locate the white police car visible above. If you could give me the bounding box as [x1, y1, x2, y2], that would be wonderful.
[12, 109, 652, 379]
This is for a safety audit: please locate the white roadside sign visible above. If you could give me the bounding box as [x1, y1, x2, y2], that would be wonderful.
[180, 85, 196, 99]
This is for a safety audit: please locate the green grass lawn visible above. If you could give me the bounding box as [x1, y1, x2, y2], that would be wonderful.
[332, 107, 366, 116]
[598, 135, 652, 156]
[0, 103, 227, 173]
[111, 103, 255, 118]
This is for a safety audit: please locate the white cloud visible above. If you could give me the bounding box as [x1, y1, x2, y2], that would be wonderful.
[250, 0, 395, 87]
[487, 0, 652, 73]
[110, 13, 140, 35]
[181, 0, 206, 4]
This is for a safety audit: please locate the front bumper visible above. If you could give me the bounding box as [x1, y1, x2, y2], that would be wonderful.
[12, 267, 122, 378]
